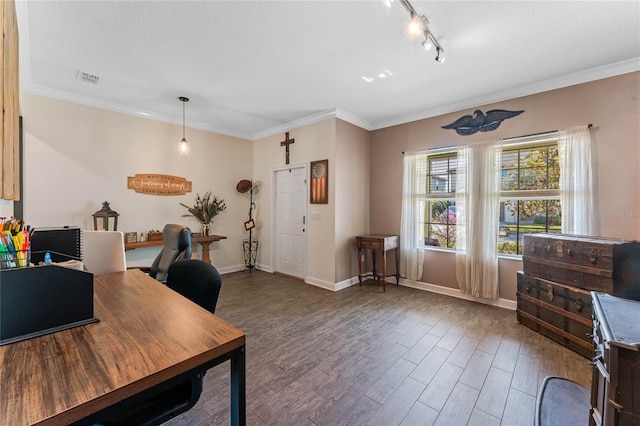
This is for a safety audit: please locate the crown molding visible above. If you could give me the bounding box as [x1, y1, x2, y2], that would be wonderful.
[19, 83, 254, 140]
[251, 107, 372, 140]
[334, 108, 373, 131]
[372, 58, 640, 131]
[20, 56, 638, 141]
[251, 109, 337, 140]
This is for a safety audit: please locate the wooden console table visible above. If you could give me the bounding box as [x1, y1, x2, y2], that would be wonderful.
[356, 234, 400, 292]
[125, 235, 227, 264]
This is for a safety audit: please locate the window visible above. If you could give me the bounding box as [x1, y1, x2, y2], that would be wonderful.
[417, 137, 562, 255]
[499, 142, 561, 255]
[424, 152, 457, 248]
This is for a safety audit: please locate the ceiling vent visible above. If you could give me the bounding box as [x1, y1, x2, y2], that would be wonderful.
[76, 70, 100, 85]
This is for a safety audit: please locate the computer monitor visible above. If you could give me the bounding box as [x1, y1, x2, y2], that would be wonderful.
[29, 226, 82, 264]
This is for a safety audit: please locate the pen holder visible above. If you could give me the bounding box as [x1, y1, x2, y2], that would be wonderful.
[0, 249, 31, 269]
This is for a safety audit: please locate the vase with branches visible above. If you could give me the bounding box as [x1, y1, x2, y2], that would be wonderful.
[179, 192, 226, 236]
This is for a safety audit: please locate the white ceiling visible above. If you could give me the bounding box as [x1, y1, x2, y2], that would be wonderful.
[16, 1, 640, 140]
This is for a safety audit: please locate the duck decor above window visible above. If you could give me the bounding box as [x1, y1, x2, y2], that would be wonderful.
[442, 109, 524, 136]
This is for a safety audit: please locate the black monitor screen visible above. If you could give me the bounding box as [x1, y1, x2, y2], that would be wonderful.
[29, 226, 82, 264]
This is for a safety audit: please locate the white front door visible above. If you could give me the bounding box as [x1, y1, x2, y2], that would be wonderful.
[275, 166, 306, 279]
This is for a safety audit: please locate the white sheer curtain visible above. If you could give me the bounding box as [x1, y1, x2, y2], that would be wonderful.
[558, 125, 597, 236]
[400, 151, 428, 281]
[455, 141, 502, 299]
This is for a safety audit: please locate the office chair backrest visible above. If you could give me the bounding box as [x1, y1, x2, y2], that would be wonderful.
[166, 259, 222, 314]
[82, 230, 127, 275]
[149, 224, 192, 283]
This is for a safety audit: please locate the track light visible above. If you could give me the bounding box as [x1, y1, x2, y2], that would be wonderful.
[421, 36, 432, 51]
[387, 0, 445, 63]
[407, 15, 424, 35]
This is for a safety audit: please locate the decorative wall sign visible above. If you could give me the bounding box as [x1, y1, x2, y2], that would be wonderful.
[310, 159, 328, 204]
[127, 174, 192, 196]
[442, 109, 524, 136]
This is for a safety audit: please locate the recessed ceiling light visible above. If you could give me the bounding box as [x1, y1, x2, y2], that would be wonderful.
[378, 73, 387, 79]
[361, 76, 375, 83]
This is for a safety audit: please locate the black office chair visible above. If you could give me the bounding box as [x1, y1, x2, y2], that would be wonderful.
[140, 224, 192, 283]
[166, 259, 223, 314]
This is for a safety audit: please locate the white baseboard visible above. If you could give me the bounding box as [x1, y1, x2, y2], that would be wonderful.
[218, 263, 273, 275]
[217, 264, 246, 275]
[305, 276, 338, 291]
[334, 276, 360, 291]
[305, 276, 360, 291]
[256, 263, 273, 273]
[219, 266, 516, 310]
[397, 277, 517, 310]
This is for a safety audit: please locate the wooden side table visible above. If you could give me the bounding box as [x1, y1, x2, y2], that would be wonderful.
[356, 234, 400, 292]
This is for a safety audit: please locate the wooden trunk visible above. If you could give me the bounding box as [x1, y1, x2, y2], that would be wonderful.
[522, 233, 640, 301]
[516, 271, 593, 359]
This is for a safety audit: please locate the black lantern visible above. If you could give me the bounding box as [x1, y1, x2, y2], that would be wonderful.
[93, 201, 119, 231]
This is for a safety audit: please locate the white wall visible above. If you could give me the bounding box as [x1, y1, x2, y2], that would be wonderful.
[20, 93, 253, 271]
[0, 200, 13, 218]
[252, 119, 337, 285]
[334, 119, 370, 284]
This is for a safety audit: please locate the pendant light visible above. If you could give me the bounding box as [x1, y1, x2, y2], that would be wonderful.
[178, 96, 190, 156]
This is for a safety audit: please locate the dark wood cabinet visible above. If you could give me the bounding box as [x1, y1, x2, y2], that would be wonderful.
[590, 293, 640, 426]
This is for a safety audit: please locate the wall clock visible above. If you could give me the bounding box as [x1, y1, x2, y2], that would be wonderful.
[310, 159, 328, 204]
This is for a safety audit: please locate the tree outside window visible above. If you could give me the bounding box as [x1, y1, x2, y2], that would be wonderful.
[499, 144, 561, 255]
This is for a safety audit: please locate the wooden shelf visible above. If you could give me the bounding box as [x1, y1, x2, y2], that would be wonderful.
[125, 235, 227, 264]
[125, 235, 227, 251]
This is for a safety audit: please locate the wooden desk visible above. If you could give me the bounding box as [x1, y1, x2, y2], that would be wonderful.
[0, 269, 246, 426]
[356, 234, 400, 292]
[125, 235, 227, 264]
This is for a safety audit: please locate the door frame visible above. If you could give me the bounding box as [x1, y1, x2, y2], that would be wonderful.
[270, 163, 308, 280]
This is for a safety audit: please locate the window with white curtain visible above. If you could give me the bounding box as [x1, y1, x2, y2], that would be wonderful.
[499, 138, 561, 255]
[424, 152, 457, 248]
[413, 133, 565, 256]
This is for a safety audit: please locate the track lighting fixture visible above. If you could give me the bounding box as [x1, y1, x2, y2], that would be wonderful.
[386, 0, 444, 63]
[421, 37, 432, 51]
[178, 96, 190, 156]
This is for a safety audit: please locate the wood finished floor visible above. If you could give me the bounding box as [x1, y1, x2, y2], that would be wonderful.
[165, 270, 591, 426]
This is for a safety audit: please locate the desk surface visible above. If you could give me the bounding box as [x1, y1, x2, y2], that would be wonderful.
[125, 234, 227, 251]
[0, 269, 245, 425]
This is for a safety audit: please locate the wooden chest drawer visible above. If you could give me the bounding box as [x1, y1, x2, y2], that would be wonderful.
[356, 235, 399, 251]
[517, 272, 593, 322]
[522, 233, 640, 300]
[517, 272, 593, 359]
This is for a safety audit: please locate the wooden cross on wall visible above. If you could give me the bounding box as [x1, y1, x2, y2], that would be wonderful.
[280, 132, 295, 165]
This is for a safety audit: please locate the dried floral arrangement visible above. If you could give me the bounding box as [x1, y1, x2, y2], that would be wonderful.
[179, 191, 227, 224]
